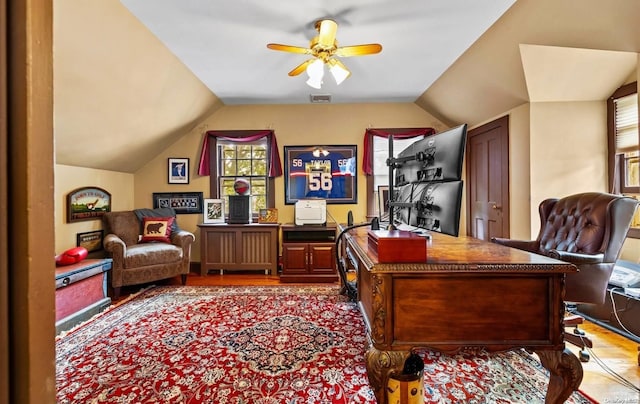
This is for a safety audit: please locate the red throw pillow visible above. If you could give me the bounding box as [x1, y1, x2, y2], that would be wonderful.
[140, 216, 174, 243]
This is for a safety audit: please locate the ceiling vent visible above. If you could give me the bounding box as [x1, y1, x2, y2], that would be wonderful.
[310, 94, 331, 103]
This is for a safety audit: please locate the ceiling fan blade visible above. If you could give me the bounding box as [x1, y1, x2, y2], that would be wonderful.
[317, 19, 338, 48]
[267, 43, 312, 55]
[288, 59, 315, 76]
[335, 43, 383, 57]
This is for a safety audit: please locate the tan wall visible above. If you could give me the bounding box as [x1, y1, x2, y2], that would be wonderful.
[54, 165, 134, 253]
[133, 102, 446, 261]
[506, 104, 532, 240]
[469, 100, 640, 262]
[530, 100, 608, 229]
[55, 100, 640, 263]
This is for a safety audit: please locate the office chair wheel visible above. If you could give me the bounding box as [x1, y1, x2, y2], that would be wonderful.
[579, 349, 590, 362]
[573, 327, 585, 336]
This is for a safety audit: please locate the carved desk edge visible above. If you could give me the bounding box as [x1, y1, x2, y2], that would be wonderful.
[344, 228, 577, 274]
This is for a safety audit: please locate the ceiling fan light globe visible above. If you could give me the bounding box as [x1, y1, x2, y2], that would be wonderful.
[306, 59, 324, 78]
[306, 76, 323, 89]
[330, 63, 350, 85]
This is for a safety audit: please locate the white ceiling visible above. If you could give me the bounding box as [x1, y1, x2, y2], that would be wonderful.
[53, 0, 640, 172]
[119, 0, 517, 105]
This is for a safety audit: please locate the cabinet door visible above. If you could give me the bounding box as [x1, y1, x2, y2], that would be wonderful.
[203, 229, 237, 265]
[282, 243, 309, 274]
[309, 243, 336, 274]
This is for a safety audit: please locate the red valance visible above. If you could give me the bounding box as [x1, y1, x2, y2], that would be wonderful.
[362, 128, 435, 175]
[197, 130, 283, 178]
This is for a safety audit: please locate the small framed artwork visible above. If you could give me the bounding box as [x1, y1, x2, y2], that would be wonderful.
[258, 208, 278, 223]
[67, 186, 112, 223]
[378, 185, 390, 222]
[153, 192, 203, 214]
[203, 199, 225, 223]
[76, 230, 104, 253]
[168, 157, 189, 184]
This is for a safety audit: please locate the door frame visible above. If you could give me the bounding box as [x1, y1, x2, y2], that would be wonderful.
[465, 115, 510, 238]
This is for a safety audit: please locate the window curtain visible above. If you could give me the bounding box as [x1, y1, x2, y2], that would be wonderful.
[362, 128, 435, 175]
[197, 130, 283, 177]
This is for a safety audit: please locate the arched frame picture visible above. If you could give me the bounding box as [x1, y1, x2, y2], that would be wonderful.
[66, 186, 112, 223]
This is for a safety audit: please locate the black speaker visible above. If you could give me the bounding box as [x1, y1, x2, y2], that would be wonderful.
[228, 195, 250, 224]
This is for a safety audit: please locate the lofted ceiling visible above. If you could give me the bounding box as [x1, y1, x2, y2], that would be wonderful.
[118, 0, 517, 105]
[53, 0, 640, 173]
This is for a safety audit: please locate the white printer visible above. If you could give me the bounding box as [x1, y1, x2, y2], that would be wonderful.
[294, 199, 327, 225]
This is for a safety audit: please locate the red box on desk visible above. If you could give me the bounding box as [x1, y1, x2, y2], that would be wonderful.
[367, 230, 427, 263]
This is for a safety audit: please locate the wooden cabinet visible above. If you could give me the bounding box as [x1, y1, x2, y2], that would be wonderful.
[198, 223, 279, 275]
[281, 224, 338, 283]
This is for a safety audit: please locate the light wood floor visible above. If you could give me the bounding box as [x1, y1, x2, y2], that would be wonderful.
[118, 271, 640, 403]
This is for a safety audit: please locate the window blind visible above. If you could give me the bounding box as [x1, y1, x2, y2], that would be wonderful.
[615, 93, 639, 153]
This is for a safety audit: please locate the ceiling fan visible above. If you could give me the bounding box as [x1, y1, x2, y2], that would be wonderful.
[267, 19, 382, 89]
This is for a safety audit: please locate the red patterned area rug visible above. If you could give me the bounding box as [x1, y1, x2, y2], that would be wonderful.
[56, 285, 595, 403]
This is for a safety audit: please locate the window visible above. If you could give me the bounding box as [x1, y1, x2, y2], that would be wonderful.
[218, 140, 268, 215]
[608, 82, 640, 237]
[199, 130, 280, 220]
[372, 136, 424, 189]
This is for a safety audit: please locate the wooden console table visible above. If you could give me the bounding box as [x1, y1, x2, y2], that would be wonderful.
[198, 223, 279, 275]
[342, 227, 583, 404]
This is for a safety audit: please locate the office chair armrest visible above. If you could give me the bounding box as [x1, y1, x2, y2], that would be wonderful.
[491, 237, 538, 253]
[547, 249, 604, 265]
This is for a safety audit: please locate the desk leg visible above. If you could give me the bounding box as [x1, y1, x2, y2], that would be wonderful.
[365, 347, 410, 404]
[535, 349, 583, 404]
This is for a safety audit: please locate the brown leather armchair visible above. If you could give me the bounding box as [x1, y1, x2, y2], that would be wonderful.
[103, 208, 195, 298]
[492, 192, 639, 361]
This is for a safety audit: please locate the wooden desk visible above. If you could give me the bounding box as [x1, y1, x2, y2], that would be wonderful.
[343, 227, 583, 404]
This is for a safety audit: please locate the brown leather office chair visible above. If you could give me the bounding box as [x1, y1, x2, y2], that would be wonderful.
[492, 192, 639, 362]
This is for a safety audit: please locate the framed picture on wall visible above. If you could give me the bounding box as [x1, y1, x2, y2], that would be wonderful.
[66, 186, 112, 223]
[168, 157, 189, 184]
[377, 185, 390, 222]
[203, 199, 225, 223]
[76, 230, 104, 253]
[153, 192, 203, 214]
[283, 145, 357, 204]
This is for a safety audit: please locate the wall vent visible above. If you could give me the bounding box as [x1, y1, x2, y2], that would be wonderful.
[310, 94, 331, 103]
